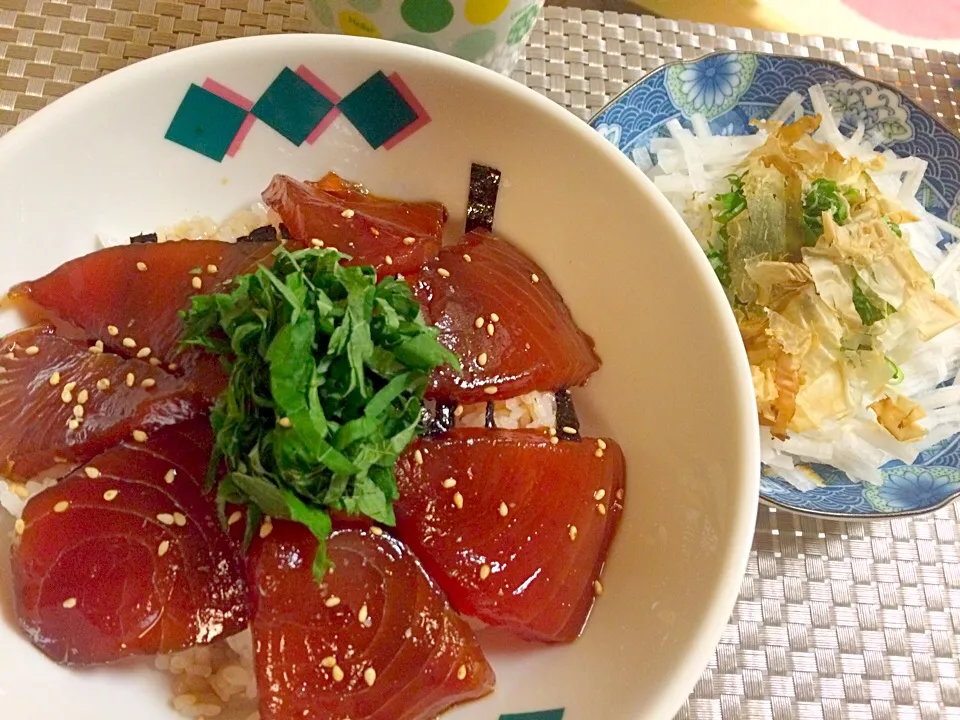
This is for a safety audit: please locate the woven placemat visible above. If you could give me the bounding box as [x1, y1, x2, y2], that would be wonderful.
[3, 3, 960, 718]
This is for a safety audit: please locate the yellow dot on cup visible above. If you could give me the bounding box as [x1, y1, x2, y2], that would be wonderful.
[338, 10, 382, 38]
[465, 0, 510, 25]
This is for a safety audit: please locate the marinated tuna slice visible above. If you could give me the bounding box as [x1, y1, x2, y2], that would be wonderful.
[263, 173, 446, 277]
[408, 231, 601, 404]
[393, 429, 625, 643]
[10, 419, 249, 665]
[250, 522, 495, 720]
[0, 325, 205, 480]
[9, 239, 276, 395]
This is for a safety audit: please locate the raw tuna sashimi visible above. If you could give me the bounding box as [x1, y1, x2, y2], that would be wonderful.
[249, 522, 495, 720]
[9, 239, 277, 395]
[263, 173, 446, 277]
[10, 419, 249, 664]
[393, 428, 625, 643]
[408, 231, 601, 404]
[0, 325, 205, 480]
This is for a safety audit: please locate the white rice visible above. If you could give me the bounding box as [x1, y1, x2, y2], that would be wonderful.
[648, 86, 960, 488]
[458, 390, 557, 430]
[97, 202, 276, 249]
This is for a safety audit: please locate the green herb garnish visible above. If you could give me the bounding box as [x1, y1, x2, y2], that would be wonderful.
[713, 173, 747, 225]
[885, 216, 903, 237]
[706, 243, 731, 288]
[851, 276, 894, 326]
[885, 356, 904, 384]
[181, 248, 459, 579]
[802, 178, 851, 238]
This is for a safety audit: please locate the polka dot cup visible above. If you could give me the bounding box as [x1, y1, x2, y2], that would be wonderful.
[306, 0, 545, 74]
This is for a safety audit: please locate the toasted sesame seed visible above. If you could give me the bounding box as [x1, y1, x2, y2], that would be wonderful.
[370, 526, 383, 536]
[442, 478, 457, 489]
[54, 501, 69, 513]
[64, 381, 77, 393]
[72, 405, 84, 419]
[49, 371, 61, 386]
[531, 273, 540, 283]
[616, 488, 625, 501]
[157, 513, 175, 525]
[67, 419, 80, 431]
[483, 386, 498, 395]
[107, 325, 119, 336]
[332, 665, 345, 682]
[597, 438, 607, 450]
[321, 656, 337, 668]
[125, 373, 135, 387]
[370, 227, 380, 236]
[136, 262, 148, 272]
[593, 580, 604, 596]
[24, 345, 39, 356]
[550, 436, 559, 445]
[325, 596, 341, 608]
[562, 426, 577, 435]
[437, 267, 450, 278]
[568, 525, 578, 541]
[96, 378, 111, 391]
[168, 363, 178, 372]
[206, 264, 218, 274]
[103, 490, 118, 501]
[227, 510, 242, 526]
[310, 238, 324, 248]
[259, 521, 273, 539]
[490, 312, 500, 323]
[453, 492, 464, 509]
[454, 404, 464, 417]
[62, 597, 77, 609]
[84, 466, 100, 479]
[341, 209, 355, 219]
[474, 316, 485, 329]
[548, 427, 557, 437]
[499, 501, 508, 517]
[14, 518, 25, 535]
[91, 340, 104, 354]
[132, 430, 147, 443]
[77, 389, 89, 405]
[479, 564, 491, 580]
[486, 323, 495, 336]
[60, 388, 73, 404]
[364, 667, 376, 687]
[594, 489, 606, 501]
[594, 448, 604, 458]
[414, 449, 424, 465]
[358, 605, 368, 624]
[457, 664, 467, 680]
[173, 512, 187, 527]
[191, 277, 202, 290]
[122, 337, 136, 348]
[141, 378, 156, 388]
[477, 352, 488, 366]
[158, 540, 170, 557]
[404, 628, 413, 638]
[278, 417, 292, 428]
[136, 347, 151, 359]
[385, 255, 393, 265]
[597, 503, 607, 516]
[403, 236, 416, 245]
[149, 357, 162, 366]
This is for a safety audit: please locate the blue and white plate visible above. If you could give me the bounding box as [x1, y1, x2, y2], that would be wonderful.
[591, 52, 960, 519]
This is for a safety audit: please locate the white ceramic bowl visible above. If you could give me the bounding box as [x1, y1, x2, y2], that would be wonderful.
[0, 34, 759, 720]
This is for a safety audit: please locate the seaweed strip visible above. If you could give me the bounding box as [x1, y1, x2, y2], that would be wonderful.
[484, 402, 496, 429]
[465, 163, 501, 233]
[130, 232, 158, 244]
[238, 225, 281, 244]
[555, 389, 581, 441]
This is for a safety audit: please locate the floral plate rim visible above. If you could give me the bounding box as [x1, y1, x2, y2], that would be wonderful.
[589, 49, 960, 521]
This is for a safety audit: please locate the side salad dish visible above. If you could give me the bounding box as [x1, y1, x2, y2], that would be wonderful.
[0, 169, 625, 719]
[645, 85, 960, 490]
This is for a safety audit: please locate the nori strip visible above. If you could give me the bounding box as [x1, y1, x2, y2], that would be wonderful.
[279, 223, 292, 240]
[484, 402, 496, 429]
[433, 401, 457, 435]
[465, 163, 501, 233]
[555, 388, 581, 441]
[238, 225, 280, 243]
[130, 232, 158, 244]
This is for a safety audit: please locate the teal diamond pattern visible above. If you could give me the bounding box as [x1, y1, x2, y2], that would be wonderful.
[164, 84, 249, 162]
[166, 66, 428, 160]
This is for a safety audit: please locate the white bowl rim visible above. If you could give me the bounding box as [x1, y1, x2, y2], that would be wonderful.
[0, 33, 761, 719]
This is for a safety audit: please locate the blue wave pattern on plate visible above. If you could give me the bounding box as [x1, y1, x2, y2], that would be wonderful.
[591, 52, 960, 518]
